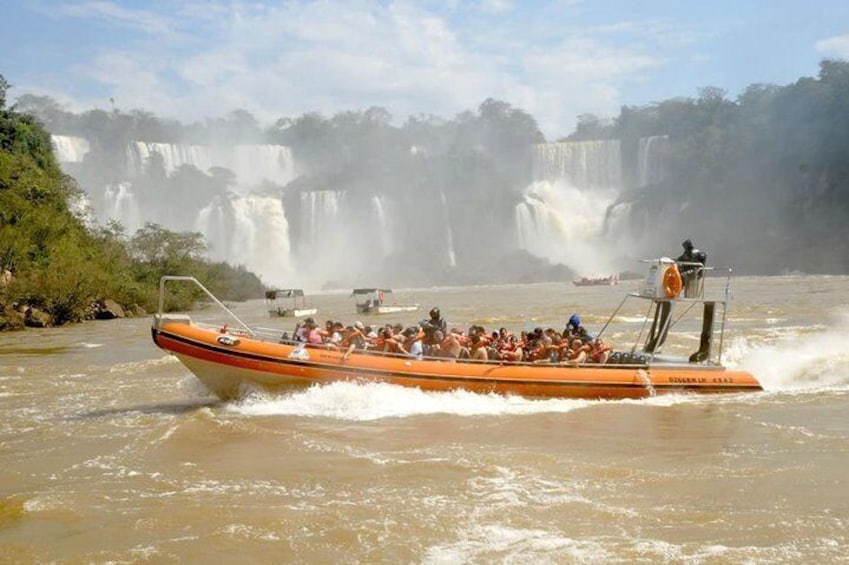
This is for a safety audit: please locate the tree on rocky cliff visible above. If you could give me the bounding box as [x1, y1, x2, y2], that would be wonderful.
[0, 75, 9, 110]
[0, 78, 267, 329]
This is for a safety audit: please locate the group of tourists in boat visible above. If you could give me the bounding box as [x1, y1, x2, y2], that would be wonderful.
[287, 309, 612, 365]
[151, 241, 764, 400]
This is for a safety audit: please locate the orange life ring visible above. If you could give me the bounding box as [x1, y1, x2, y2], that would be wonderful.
[663, 264, 683, 298]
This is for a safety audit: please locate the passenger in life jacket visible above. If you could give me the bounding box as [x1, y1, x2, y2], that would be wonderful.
[589, 338, 611, 364]
[374, 328, 401, 354]
[564, 338, 591, 364]
[676, 239, 707, 297]
[341, 325, 367, 360]
[401, 326, 424, 359]
[430, 330, 462, 359]
[498, 334, 524, 362]
[469, 334, 489, 360]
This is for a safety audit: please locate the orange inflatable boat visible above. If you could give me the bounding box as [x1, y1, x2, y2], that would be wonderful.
[151, 259, 762, 400]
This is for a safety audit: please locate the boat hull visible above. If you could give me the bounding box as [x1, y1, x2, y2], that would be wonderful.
[152, 321, 763, 401]
[573, 277, 618, 286]
[355, 304, 420, 315]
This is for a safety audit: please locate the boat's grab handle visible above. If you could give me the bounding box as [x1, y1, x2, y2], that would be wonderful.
[156, 275, 255, 337]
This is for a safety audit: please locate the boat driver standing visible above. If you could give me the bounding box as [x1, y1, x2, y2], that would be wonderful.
[424, 307, 447, 345]
[676, 239, 707, 297]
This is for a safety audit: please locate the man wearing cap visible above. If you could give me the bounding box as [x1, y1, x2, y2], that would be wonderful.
[676, 239, 707, 297]
[565, 314, 592, 342]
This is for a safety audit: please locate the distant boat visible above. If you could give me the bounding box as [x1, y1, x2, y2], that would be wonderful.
[265, 289, 318, 318]
[573, 275, 619, 287]
[351, 288, 420, 315]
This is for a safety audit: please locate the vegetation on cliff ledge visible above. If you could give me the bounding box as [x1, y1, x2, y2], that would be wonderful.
[0, 75, 264, 330]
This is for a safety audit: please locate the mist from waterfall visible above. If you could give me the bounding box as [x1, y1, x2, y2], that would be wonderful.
[515, 140, 623, 275]
[52, 136, 299, 287]
[103, 182, 142, 234]
[196, 194, 293, 286]
[51, 135, 90, 164]
[126, 142, 296, 193]
[514, 137, 670, 275]
[49, 129, 667, 287]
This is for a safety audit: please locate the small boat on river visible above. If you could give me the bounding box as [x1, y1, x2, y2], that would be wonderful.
[573, 274, 619, 286]
[151, 258, 762, 400]
[265, 289, 317, 318]
[351, 288, 420, 315]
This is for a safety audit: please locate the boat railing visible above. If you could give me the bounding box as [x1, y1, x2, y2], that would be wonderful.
[634, 262, 733, 303]
[155, 276, 255, 337]
[597, 263, 737, 366]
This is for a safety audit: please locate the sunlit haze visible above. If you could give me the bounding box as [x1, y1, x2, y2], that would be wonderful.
[2, 0, 848, 137]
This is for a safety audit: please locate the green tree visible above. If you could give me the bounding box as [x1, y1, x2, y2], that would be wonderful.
[0, 74, 10, 110]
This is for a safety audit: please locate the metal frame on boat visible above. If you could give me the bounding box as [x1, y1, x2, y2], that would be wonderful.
[151, 261, 761, 400]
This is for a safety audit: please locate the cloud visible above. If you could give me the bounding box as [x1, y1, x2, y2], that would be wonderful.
[478, 0, 514, 14]
[36, 1, 681, 138]
[816, 34, 849, 58]
[53, 0, 180, 40]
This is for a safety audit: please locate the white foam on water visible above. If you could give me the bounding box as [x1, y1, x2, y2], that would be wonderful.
[466, 465, 635, 518]
[108, 355, 181, 375]
[423, 524, 611, 564]
[226, 381, 595, 421]
[727, 315, 849, 392]
[178, 374, 220, 399]
[614, 315, 648, 323]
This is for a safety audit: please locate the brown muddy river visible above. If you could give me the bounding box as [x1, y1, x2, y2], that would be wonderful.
[1, 275, 848, 562]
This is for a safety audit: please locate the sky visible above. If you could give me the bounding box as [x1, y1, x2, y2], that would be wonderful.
[2, 0, 849, 139]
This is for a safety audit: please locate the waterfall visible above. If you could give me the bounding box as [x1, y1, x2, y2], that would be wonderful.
[298, 190, 344, 255]
[637, 135, 669, 186]
[51, 135, 90, 163]
[102, 182, 142, 233]
[122, 142, 297, 283]
[515, 140, 624, 273]
[371, 195, 393, 256]
[532, 140, 622, 188]
[439, 191, 457, 267]
[195, 194, 292, 286]
[126, 142, 295, 189]
[515, 181, 616, 268]
[127, 142, 213, 176]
